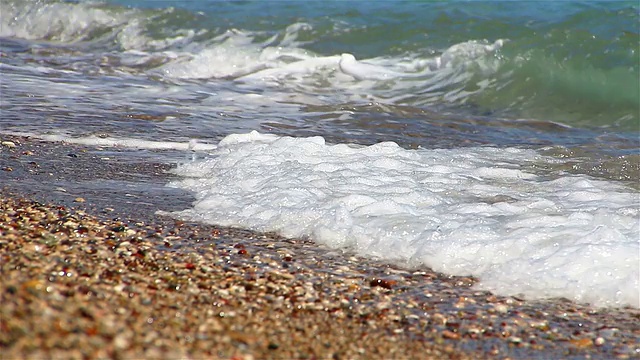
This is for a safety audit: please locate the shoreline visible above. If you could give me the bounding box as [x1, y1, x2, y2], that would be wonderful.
[1, 135, 639, 359]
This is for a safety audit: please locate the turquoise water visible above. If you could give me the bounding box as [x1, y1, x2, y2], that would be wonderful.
[0, 0, 638, 178]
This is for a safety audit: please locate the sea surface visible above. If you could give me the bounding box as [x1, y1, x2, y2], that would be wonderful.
[1, 0, 638, 308]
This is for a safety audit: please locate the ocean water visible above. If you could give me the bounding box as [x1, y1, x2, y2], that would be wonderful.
[1, 0, 638, 307]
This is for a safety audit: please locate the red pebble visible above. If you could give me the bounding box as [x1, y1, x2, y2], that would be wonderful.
[369, 278, 397, 289]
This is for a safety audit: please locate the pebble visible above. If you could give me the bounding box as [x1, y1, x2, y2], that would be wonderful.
[494, 303, 509, 314]
[1, 194, 639, 360]
[2, 140, 17, 148]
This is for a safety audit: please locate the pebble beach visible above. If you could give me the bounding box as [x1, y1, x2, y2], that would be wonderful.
[1, 136, 639, 359]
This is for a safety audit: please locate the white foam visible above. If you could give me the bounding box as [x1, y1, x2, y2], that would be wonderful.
[0, 1, 133, 43]
[158, 30, 267, 79]
[0, 1, 196, 53]
[2, 132, 217, 151]
[166, 131, 640, 308]
[437, 39, 505, 69]
[339, 54, 412, 81]
[336, 40, 503, 82]
[154, 28, 505, 112]
[158, 24, 318, 80]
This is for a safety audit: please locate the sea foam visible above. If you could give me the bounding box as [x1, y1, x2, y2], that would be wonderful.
[2, 132, 218, 151]
[167, 131, 640, 308]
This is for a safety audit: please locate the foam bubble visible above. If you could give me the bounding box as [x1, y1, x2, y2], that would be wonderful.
[166, 131, 640, 308]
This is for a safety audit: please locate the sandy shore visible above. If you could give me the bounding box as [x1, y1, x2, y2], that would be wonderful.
[1, 135, 639, 359]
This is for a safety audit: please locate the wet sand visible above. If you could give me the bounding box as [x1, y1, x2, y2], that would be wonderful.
[1, 135, 639, 359]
